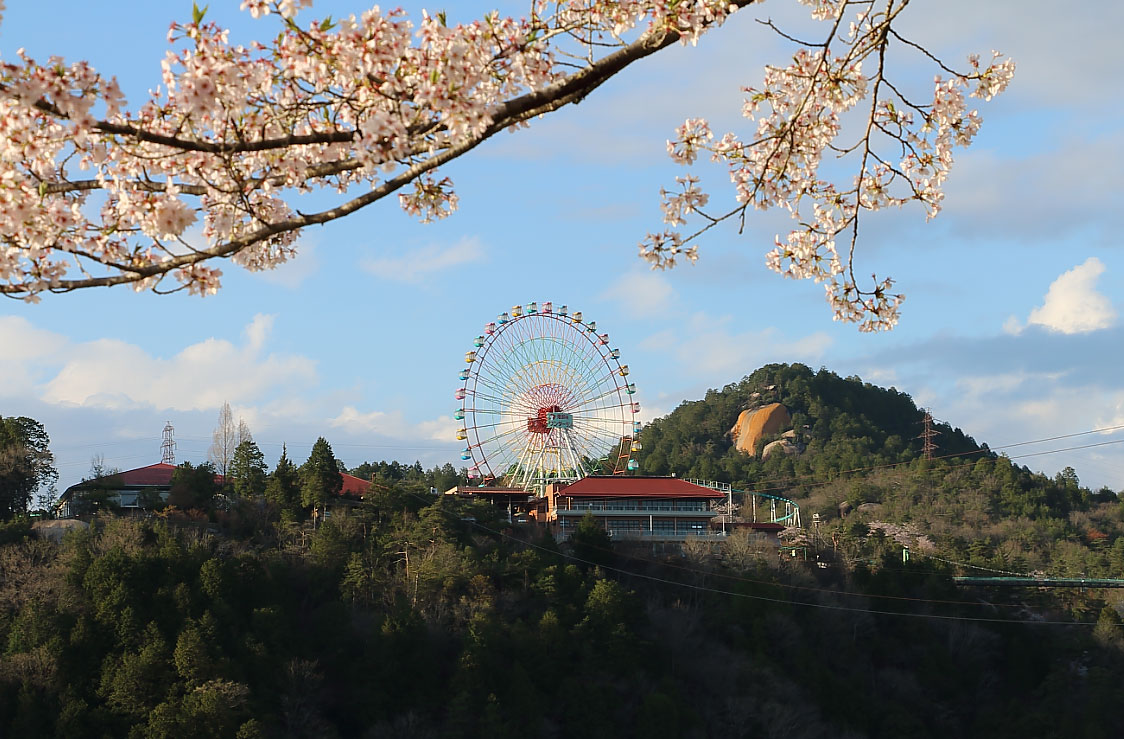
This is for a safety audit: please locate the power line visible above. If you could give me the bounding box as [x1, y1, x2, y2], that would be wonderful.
[400, 490, 1099, 627]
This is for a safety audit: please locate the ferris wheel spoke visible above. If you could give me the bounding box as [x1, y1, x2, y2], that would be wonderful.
[471, 424, 532, 451]
[569, 363, 628, 401]
[567, 385, 628, 412]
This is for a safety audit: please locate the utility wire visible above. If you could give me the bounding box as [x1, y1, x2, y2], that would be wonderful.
[401, 490, 1099, 627]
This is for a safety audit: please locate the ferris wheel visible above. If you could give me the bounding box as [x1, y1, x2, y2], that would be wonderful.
[455, 301, 641, 493]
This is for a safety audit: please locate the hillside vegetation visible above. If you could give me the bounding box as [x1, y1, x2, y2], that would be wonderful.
[2, 364, 1124, 737]
[640, 363, 1124, 579]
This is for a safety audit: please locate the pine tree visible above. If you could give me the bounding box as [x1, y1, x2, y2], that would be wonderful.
[230, 440, 268, 499]
[301, 438, 343, 522]
[264, 446, 301, 520]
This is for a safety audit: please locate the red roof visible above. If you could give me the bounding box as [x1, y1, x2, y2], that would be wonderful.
[339, 473, 370, 498]
[72, 462, 225, 490]
[556, 476, 727, 499]
[112, 463, 178, 486]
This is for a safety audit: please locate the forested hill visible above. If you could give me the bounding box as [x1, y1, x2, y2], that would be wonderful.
[638, 363, 982, 484]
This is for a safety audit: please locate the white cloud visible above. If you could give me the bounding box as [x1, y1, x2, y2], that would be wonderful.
[415, 415, 460, 442]
[330, 407, 404, 435]
[330, 406, 458, 443]
[956, 372, 1033, 398]
[40, 313, 316, 411]
[599, 271, 677, 319]
[0, 316, 67, 361]
[361, 236, 485, 283]
[1026, 257, 1116, 334]
[0, 317, 68, 395]
[639, 312, 832, 382]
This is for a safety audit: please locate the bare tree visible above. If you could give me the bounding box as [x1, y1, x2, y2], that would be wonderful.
[237, 418, 253, 447]
[208, 402, 237, 480]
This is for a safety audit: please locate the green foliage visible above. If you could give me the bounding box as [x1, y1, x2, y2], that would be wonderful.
[0, 516, 31, 545]
[263, 446, 301, 520]
[638, 363, 980, 486]
[0, 416, 57, 520]
[5, 369, 1124, 736]
[229, 441, 268, 499]
[569, 511, 613, 569]
[168, 462, 219, 512]
[350, 459, 467, 493]
[300, 437, 342, 511]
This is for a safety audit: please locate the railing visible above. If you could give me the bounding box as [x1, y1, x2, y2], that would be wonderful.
[683, 478, 802, 528]
[558, 504, 713, 514]
[685, 478, 731, 493]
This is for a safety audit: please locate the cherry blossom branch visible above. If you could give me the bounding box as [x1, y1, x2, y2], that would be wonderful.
[0, 0, 757, 300]
[643, 0, 1015, 331]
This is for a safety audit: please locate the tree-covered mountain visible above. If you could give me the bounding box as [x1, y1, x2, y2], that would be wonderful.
[639, 363, 982, 484]
[2, 481, 1123, 737]
[640, 363, 1123, 579]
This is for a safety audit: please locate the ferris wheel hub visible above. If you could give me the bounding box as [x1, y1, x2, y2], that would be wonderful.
[527, 404, 567, 434]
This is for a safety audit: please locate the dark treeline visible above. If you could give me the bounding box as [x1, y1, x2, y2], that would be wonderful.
[2, 493, 1124, 737]
[348, 460, 466, 494]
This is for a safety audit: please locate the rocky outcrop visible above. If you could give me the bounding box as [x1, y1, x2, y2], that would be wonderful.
[32, 518, 89, 543]
[762, 438, 799, 460]
[729, 403, 792, 456]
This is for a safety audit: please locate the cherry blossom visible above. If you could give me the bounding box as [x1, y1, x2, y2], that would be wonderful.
[643, 0, 1015, 331]
[0, 0, 747, 300]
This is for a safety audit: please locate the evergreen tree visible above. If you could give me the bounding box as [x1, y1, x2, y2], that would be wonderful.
[264, 445, 301, 520]
[301, 438, 342, 520]
[229, 440, 268, 499]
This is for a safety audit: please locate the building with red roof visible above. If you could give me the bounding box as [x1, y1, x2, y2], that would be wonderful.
[57, 463, 372, 517]
[536, 476, 728, 541]
[56, 462, 207, 517]
[338, 472, 372, 499]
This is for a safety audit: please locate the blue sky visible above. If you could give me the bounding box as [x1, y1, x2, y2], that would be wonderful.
[2, 1, 1123, 495]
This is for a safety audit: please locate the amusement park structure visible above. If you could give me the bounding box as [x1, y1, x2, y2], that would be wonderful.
[455, 301, 640, 494]
[451, 301, 802, 541]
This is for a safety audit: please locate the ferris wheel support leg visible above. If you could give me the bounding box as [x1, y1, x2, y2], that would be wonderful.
[531, 443, 551, 494]
[513, 438, 537, 490]
[563, 429, 589, 479]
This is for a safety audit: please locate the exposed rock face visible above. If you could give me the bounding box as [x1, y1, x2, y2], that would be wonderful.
[729, 403, 792, 456]
[762, 439, 798, 459]
[32, 518, 89, 543]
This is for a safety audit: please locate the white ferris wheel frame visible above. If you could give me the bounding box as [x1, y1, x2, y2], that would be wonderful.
[456, 302, 640, 493]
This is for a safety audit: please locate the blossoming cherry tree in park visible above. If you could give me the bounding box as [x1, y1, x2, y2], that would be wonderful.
[0, 0, 1012, 330]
